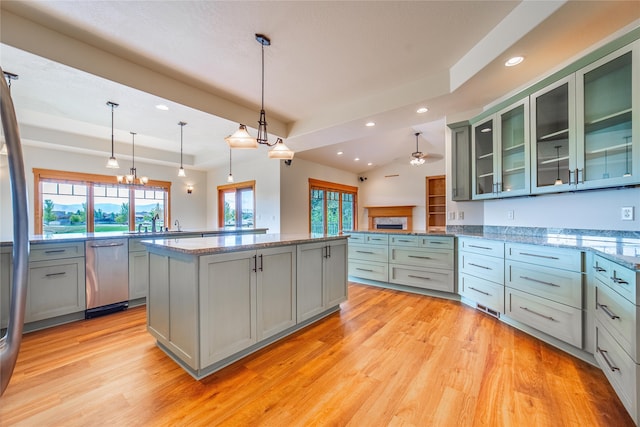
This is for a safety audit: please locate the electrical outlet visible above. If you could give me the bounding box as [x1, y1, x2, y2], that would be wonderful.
[621, 206, 634, 221]
[457, 211, 464, 220]
[507, 210, 514, 220]
[448, 212, 456, 220]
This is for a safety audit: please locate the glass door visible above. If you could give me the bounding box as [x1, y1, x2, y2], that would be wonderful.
[577, 43, 638, 188]
[472, 118, 496, 199]
[531, 76, 575, 194]
[497, 100, 529, 197]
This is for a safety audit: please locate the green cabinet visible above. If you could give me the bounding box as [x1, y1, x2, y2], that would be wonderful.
[449, 123, 471, 201]
[472, 98, 530, 199]
[128, 239, 148, 303]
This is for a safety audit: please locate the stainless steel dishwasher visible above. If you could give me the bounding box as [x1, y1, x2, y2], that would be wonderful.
[85, 239, 129, 318]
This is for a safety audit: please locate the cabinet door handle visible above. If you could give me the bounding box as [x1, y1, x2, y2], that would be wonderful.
[356, 250, 374, 255]
[520, 306, 556, 322]
[252, 254, 257, 272]
[593, 266, 607, 273]
[45, 271, 66, 278]
[408, 274, 431, 281]
[90, 242, 124, 248]
[328, 245, 331, 258]
[259, 254, 264, 271]
[469, 286, 490, 296]
[577, 168, 584, 184]
[519, 275, 560, 288]
[468, 262, 491, 270]
[518, 252, 559, 260]
[408, 255, 431, 260]
[356, 268, 373, 272]
[596, 303, 620, 320]
[611, 277, 629, 285]
[597, 347, 620, 372]
[44, 249, 66, 254]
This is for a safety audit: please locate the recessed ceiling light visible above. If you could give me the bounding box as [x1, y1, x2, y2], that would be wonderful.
[365, 122, 375, 127]
[156, 104, 169, 111]
[416, 107, 428, 114]
[354, 157, 360, 161]
[337, 151, 343, 155]
[505, 56, 524, 67]
[367, 162, 373, 166]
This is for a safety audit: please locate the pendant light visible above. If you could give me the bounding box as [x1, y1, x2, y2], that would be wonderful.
[227, 148, 234, 183]
[410, 132, 425, 166]
[225, 33, 294, 160]
[554, 145, 563, 185]
[178, 121, 187, 177]
[106, 101, 120, 169]
[117, 132, 148, 185]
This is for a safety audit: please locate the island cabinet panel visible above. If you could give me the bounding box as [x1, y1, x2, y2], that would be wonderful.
[325, 239, 348, 308]
[148, 253, 170, 342]
[199, 250, 257, 367]
[128, 239, 149, 301]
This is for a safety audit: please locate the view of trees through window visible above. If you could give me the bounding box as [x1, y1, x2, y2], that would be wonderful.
[309, 179, 357, 234]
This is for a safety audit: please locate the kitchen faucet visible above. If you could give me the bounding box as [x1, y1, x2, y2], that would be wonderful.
[174, 219, 181, 232]
[152, 213, 160, 232]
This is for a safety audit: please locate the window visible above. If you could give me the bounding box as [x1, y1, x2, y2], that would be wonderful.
[34, 169, 171, 234]
[309, 178, 357, 234]
[217, 181, 256, 228]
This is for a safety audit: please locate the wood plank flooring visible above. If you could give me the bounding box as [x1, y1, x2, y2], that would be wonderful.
[0, 283, 634, 426]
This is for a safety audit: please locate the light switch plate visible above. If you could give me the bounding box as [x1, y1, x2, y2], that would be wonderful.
[621, 206, 634, 221]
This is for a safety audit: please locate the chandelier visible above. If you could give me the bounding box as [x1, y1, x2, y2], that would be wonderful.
[117, 132, 148, 185]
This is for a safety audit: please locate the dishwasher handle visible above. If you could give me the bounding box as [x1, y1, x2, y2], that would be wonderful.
[89, 242, 125, 248]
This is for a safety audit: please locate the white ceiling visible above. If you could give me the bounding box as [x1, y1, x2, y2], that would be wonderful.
[1, 1, 638, 174]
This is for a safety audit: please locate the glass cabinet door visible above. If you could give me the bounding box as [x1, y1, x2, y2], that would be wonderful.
[497, 100, 529, 196]
[577, 43, 638, 188]
[450, 124, 471, 201]
[472, 118, 496, 199]
[531, 76, 575, 194]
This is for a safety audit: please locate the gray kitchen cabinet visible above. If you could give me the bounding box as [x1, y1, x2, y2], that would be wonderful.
[257, 246, 297, 340]
[448, 122, 471, 201]
[348, 233, 389, 283]
[128, 238, 149, 303]
[297, 239, 347, 323]
[0, 246, 12, 329]
[458, 237, 505, 316]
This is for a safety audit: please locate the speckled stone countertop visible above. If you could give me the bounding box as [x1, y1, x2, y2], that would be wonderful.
[141, 233, 347, 256]
[347, 227, 640, 271]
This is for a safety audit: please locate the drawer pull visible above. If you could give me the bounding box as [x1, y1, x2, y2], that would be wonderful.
[408, 274, 431, 281]
[370, 238, 384, 241]
[429, 241, 445, 245]
[397, 239, 412, 243]
[610, 277, 629, 285]
[356, 250, 375, 254]
[597, 303, 620, 320]
[45, 271, 66, 278]
[593, 266, 607, 272]
[356, 268, 374, 272]
[519, 276, 560, 288]
[468, 244, 492, 250]
[518, 252, 559, 260]
[44, 249, 66, 254]
[469, 286, 490, 296]
[520, 306, 556, 322]
[408, 255, 431, 260]
[468, 262, 491, 270]
[90, 242, 125, 248]
[597, 347, 620, 372]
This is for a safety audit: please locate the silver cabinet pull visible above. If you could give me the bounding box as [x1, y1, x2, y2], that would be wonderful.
[407, 274, 430, 281]
[356, 250, 374, 254]
[597, 347, 620, 372]
[469, 286, 490, 296]
[520, 306, 556, 322]
[593, 266, 607, 272]
[90, 242, 125, 248]
[468, 244, 492, 250]
[44, 249, 66, 254]
[45, 271, 66, 278]
[611, 276, 629, 285]
[397, 239, 412, 243]
[356, 268, 373, 272]
[519, 275, 560, 288]
[252, 254, 257, 272]
[259, 254, 264, 271]
[468, 262, 491, 270]
[429, 241, 445, 245]
[408, 255, 431, 260]
[518, 252, 559, 260]
[597, 303, 620, 320]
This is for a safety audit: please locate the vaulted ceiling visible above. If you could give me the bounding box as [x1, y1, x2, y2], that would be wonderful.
[1, 1, 638, 173]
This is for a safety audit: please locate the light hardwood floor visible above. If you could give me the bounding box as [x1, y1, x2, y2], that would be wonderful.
[0, 283, 634, 426]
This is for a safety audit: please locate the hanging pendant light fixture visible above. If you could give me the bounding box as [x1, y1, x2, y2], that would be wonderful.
[410, 132, 426, 166]
[554, 145, 563, 185]
[178, 121, 187, 177]
[227, 148, 234, 183]
[117, 132, 148, 185]
[106, 101, 120, 169]
[225, 33, 294, 160]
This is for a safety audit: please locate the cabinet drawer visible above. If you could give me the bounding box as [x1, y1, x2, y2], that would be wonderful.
[595, 321, 639, 423]
[459, 273, 504, 314]
[30, 242, 84, 262]
[365, 234, 389, 245]
[505, 260, 583, 309]
[389, 265, 454, 292]
[347, 233, 366, 244]
[596, 283, 638, 361]
[506, 287, 582, 348]
[505, 243, 582, 272]
[389, 235, 419, 246]
[27, 258, 85, 322]
[348, 260, 388, 282]
[349, 243, 388, 262]
[593, 255, 637, 305]
[418, 236, 454, 250]
[389, 247, 453, 270]
[129, 238, 147, 253]
[459, 252, 504, 284]
[458, 238, 504, 257]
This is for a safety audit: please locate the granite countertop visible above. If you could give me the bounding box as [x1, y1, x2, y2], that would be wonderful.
[141, 233, 347, 256]
[347, 228, 640, 271]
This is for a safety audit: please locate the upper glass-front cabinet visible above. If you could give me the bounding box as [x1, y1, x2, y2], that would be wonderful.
[472, 98, 530, 199]
[576, 42, 639, 189]
[449, 123, 471, 201]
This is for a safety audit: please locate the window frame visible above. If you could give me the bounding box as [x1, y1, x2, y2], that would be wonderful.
[33, 168, 172, 234]
[217, 180, 256, 228]
[308, 178, 358, 234]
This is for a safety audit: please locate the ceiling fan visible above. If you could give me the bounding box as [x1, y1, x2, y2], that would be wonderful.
[410, 132, 426, 166]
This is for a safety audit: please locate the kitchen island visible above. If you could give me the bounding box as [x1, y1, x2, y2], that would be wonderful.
[141, 233, 348, 379]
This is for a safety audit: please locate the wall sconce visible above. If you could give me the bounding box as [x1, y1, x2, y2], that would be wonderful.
[187, 185, 193, 194]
